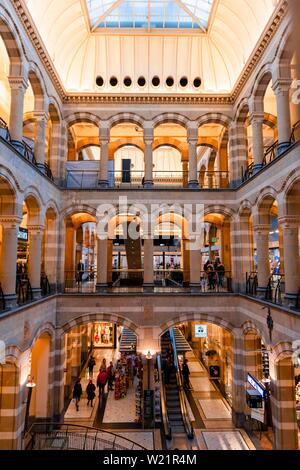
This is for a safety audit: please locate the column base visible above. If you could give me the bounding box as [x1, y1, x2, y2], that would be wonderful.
[190, 283, 201, 293]
[277, 142, 291, 156]
[143, 283, 154, 293]
[3, 293, 17, 310]
[188, 181, 199, 189]
[252, 164, 263, 175]
[32, 288, 42, 300]
[96, 283, 108, 293]
[143, 181, 153, 189]
[98, 180, 108, 188]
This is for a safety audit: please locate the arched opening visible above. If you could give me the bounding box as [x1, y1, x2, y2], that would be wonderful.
[46, 103, 61, 179]
[0, 35, 11, 123]
[41, 207, 58, 293]
[29, 333, 51, 421]
[198, 123, 229, 188]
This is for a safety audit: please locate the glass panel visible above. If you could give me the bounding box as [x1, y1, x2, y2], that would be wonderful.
[86, 0, 215, 30]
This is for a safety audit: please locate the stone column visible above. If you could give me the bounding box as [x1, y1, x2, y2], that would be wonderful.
[244, 333, 262, 379]
[254, 224, 270, 294]
[28, 225, 44, 298]
[143, 237, 154, 289]
[96, 237, 108, 291]
[278, 216, 300, 300]
[64, 220, 76, 281]
[231, 330, 246, 427]
[8, 77, 28, 142]
[235, 214, 254, 291]
[99, 125, 110, 187]
[188, 126, 199, 188]
[71, 328, 82, 378]
[250, 112, 265, 173]
[34, 112, 48, 165]
[144, 123, 154, 188]
[271, 356, 299, 450]
[189, 234, 202, 291]
[182, 160, 189, 188]
[49, 122, 62, 180]
[273, 79, 292, 153]
[0, 217, 21, 307]
[0, 364, 22, 450]
[53, 334, 65, 422]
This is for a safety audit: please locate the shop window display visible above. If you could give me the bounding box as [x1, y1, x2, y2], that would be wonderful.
[94, 322, 115, 348]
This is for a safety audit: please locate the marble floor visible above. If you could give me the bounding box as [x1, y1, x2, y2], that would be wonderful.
[201, 431, 254, 450]
[190, 376, 216, 392]
[198, 398, 232, 420]
[116, 432, 154, 450]
[102, 384, 137, 423]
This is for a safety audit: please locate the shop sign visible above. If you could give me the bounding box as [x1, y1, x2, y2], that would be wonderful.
[211, 237, 219, 243]
[195, 324, 207, 338]
[18, 227, 28, 242]
[247, 373, 266, 398]
[251, 407, 265, 423]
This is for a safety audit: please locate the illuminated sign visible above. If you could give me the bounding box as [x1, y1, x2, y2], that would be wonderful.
[195, 324, 207, 338]
[18, 228, 28, 242]
[247, 373, 266, 398]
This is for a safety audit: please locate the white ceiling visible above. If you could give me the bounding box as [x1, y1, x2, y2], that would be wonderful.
[23, 0, 279, 94]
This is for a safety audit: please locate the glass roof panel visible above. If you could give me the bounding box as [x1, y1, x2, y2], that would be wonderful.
[86, 0, 215, 30]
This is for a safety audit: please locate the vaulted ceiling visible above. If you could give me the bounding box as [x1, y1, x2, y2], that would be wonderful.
[23, 0, 280, 94]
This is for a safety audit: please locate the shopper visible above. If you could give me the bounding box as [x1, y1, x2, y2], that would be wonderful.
[107, 361, 115, 391]
[86, 379, 96, 407]
[100, 358, 107, 370]
[206, 261, 215, 290]
[87, 355, 96, 377]
[182, 359, 191, 391]
[216, 260, 225, 288]
[77, 261, 84, 285]
[97, 367, 108, 397]
[73, 378, 82, 411]
[164, 357, 171, 385]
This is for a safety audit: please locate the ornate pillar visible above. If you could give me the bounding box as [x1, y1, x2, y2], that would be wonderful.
[187, 126, 199, 188]
[273, 79, 292, 153]
[0, 363, 22, 450]
[235, 214, 253, 291]
[28, 225, 44, 298]
[182, 160, 189, 188]
[0, 217, 21, 307]
[34, 112, 48, 165]
[96, 237, 108, 291]
[143, 123, 154, 188]
[8, 77, 28, 142]
[189, 234, 202, 291]
[278, 216, 300, 301]
[231, 330, 246, 427]
[250, 112, 265, 173]
[254, 224, 270, 294]
[143, 236, 154, 290]
[99, 125, 110, 187]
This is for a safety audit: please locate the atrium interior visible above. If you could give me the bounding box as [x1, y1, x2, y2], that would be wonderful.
[0, 0, 299, 452]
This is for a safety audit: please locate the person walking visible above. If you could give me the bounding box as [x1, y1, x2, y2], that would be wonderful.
[86, 379, 96, 407]
[182, 359, 191, 391]
[77, 261, 84, 286]
[97, 367, 108, 397]
[87, 355, 96, 377]
[216, 260, 225, 288]
[107, 361, 115, 391]
[164, 356, 171, 385]
[73, 378, 83, 411]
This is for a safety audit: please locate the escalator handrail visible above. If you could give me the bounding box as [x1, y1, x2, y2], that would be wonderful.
[169, 328, 194, 439]
[156, 355, 172, 440]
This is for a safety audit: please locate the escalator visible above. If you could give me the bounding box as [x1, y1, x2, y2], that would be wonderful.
[160, 330, 194, 439]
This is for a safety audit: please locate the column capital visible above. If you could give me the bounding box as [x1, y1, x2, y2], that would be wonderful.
[0, 216, 22, 228]
[187, 126, 198, 143]
[249, 111, 265, 124]
[253, 224, 270, 235]
[278, 216, 300, 228]
[272, 78, 292, 95]
[27, 224, 45, 234]
[8, 76, 28, 91]
[99, 127, 110, 143]
[34, 111, 49, 123]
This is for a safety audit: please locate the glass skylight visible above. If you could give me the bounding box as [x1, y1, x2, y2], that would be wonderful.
[86, 0, 214, 31]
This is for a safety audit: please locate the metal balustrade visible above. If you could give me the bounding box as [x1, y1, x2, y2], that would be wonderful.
[0, 117, 54, 182]
[25, 423, 147, 450]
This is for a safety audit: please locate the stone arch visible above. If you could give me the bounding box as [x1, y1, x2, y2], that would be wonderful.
[159, 312, 235, 337]
[0, 9, 24, 76]
[204, 205, 235, 220]
[62, 205, 97, 221]
[153, 113, 189, 129]
[272, 341, 294, 363]
[241, 320, 269, 347]
[65, 112, 101, 128]
[60, 313, 139, 337]
[27, 64, 47, 112]
[252, 66, 273, 103]
[235, 99, 250, 124]
[0, 172, 17, 215]
[197, 113, 232, 128]
[23, 191, 43, 226]
[108, 112, 145, 130]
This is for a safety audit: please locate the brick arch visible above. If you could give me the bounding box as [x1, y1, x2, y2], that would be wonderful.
[235, 99, 250, 125]
[204, 205, 235, 220]
[245, 112, 277, 129]
[62, 204, 97, 221]
[29, 322, 56, 349]
[60, 313, 139, 337]
[153, 137, 184, 153]
[107, 112, 145, 130]
[255, 186, 278, 210]
[0, 9, 24, 76]
[272, 341, 294, 364]
[65, 112, 101, 128]
[153, 113, 189, 129]
[0, 171, 18, 215]
[159, 312, 235, 337]
[110, 139, 144, 155]
[197, 113, 232, 128]
[241, 320, 268, 346]
[27, 63, 47, 112]
[197, 138, 219, 151]
[252, 66, 273, 102]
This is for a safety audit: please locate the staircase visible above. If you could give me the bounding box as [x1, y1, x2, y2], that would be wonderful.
[119, 328, 137, 353]
[161, 332, 185, 434]
[173, 327, 192, 354]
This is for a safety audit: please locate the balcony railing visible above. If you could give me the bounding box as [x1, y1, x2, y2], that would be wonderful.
[0, 283, 6, 313]
[0, 117, 54, 182]
[25, 423, 147, 450]
[243, 120, 300, 183]
[65, 168, 230, 190]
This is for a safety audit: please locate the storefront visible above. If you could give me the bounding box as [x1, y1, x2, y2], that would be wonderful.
[93, 322, 117, 349]
[17, 227, 29, 275]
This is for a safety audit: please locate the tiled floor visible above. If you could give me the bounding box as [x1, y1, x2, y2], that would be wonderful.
[190, 376, 216, 392]
[201, 431, 253, 450]
[102, 384, 137, 423]
[198, 398, 232, 420]
[116, 432, 154, 450]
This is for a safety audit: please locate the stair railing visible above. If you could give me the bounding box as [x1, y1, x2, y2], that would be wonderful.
[156, 355, 172, 440]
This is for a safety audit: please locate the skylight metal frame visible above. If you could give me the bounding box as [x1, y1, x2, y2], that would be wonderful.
[83, 0, 215, 34]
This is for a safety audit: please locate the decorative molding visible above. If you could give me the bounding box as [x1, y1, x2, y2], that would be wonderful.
[12, 0, 287, 106]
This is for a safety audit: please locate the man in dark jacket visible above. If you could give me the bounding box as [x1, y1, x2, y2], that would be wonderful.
[86, 380, 96, 407]
[182, 359, 191, 391]
[73, 378, 83, 411]
[88, 356, 96, 377]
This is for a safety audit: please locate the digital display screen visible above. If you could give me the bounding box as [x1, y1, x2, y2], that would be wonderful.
[195, 324, 207, 338]
[18, 228, 28, 242]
